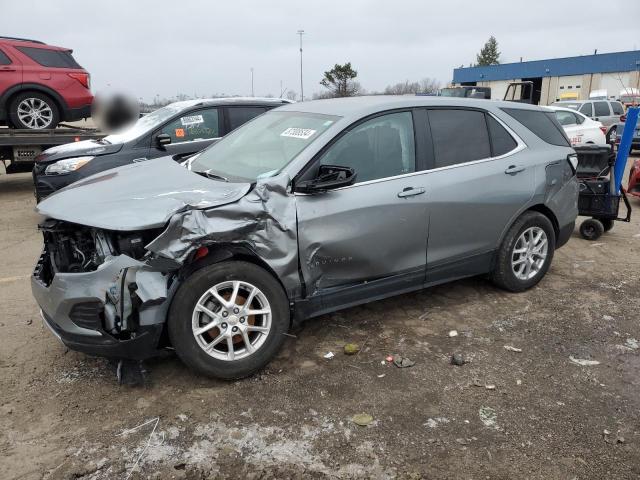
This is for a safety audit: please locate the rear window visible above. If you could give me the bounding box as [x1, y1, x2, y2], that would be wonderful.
[16, 46, 81, 68]
[611, 102, 624, 115]
[502, 108, 570, 147]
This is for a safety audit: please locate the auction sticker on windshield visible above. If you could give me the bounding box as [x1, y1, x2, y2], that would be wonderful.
[181, 115, 204, 126]
[280, 127, 316, 139]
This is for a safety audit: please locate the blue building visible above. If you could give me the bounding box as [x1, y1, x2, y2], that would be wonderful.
[452, 50, 640, 105]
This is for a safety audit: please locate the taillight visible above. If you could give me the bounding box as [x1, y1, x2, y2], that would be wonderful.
[620, 114, 626, 122]
[567, 153, 578, 174]
[67, 72, 89, 89]
[599, 126, 607, 134]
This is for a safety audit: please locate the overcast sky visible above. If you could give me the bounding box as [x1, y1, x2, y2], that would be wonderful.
[3, 0, 639, 101]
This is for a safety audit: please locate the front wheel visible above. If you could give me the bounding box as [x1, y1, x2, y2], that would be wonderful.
[168, 261, 290, 379]
[491, 211, 556, 292]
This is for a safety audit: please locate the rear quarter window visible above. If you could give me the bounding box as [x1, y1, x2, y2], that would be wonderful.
[16, 46, 81, 68]
[0, 49, 11, 65]
[502, 108, 570, 147]
[611, 102, 624, 115]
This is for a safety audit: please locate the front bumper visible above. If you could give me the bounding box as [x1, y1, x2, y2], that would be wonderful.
[31, 248, 169, 360]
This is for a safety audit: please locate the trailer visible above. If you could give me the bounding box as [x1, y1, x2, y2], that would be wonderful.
[0, 126, 104, 174]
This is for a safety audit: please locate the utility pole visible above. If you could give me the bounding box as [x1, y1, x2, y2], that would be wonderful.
[251, 68, 254, 97]
[297, 30, 305, 101]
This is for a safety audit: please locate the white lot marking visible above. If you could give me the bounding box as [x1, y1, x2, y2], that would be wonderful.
[0, 274, 29, 284]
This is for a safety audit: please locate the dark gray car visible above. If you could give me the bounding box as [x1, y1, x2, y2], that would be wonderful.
[32, 96, 578, 379]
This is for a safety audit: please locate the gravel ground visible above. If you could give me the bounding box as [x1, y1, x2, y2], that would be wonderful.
[1, 161, 640, 480]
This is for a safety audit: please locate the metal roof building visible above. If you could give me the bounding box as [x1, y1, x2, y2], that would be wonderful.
[452, 50, 640, 105]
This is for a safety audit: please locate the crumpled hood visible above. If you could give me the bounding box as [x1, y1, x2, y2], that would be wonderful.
[36, 157, 252, 231]
[36, 139, 123, 163]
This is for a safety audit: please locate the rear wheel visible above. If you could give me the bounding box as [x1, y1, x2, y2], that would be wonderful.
[491, 211, 556, 292]
[9, 92, 59, 129]
[168, 261, 290, 379]
[580, 218, 604, 240]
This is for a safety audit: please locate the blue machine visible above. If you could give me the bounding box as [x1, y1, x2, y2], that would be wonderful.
[613, 106, 639, 194]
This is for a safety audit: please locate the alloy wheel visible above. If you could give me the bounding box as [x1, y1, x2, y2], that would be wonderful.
[191, 280, 272, 361]
[511, 226, 548, 281]
[17, 98, 53, 129]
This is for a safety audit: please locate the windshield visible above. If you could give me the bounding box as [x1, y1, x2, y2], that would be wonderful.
[102, 102, 196, 144]
[190, 111, 340, 182]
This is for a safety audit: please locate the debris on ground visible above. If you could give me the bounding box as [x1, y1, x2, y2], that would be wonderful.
[448, 330, 459, 337]
[516, 379, 522, 386]
[485, 384, 496, 390]
[472, 379, 483, 387]
[377, 374, 386, 378]
[323, 352, 335, 360]
[451, 353, 466, 366]
[625, 338, 639, 350]
[393, 356, 415, 368]
[344, 343, 360, 355]
[114, 360, 147, 386]
[603, 315, 615, 322]
[569, 356, 600, 366]
[479, 407, 498, 428]
[385, 355, 394, 363]
[352, 413, 374, 426]
[424, 417, 450, 429]
[503, 345, 522, 353]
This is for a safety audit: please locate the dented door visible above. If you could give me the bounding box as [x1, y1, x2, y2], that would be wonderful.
[295, 176, 428, 295]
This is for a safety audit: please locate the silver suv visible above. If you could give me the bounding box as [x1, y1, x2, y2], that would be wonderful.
[32, 96, 579, 379]
[551, 99, 625, 141]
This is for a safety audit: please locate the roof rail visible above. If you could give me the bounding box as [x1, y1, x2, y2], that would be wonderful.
[0, 36, 45, 44]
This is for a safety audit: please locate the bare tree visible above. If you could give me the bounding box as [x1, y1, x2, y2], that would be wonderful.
[285, 90, 297, 101]
[382, 78, 440, 95]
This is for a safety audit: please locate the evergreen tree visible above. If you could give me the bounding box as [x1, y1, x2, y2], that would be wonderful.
[320, 63, 360, 97]
[476, 36, 500, 66]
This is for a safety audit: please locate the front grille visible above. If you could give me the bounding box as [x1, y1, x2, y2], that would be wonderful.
[69, 301, 104, 330]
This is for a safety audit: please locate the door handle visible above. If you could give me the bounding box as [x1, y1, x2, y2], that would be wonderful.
[504, 165, 525, 175]
[397, 187, 425, 198]
[0, 66, 16, 72]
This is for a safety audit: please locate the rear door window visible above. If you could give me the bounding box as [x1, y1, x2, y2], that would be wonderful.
[428, 109, 491, 168]
[611, 102, 624, 115]
[158, 108, 220, 144]
[502, 108, 570, 147]
[0, 49, 11, 65]
[579, 103, 593, 117]
[16, 46, 81, 68]
[593, 101, 610, 117]
[486, 115, 517, 156]
[227, 107, 267, 131]
[554, 110, 578, 126]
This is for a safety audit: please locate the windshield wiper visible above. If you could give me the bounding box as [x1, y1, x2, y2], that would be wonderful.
[193, 169, 229, 182]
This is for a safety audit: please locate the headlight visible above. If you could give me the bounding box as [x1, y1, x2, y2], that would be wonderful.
[44, 156, 95, 175]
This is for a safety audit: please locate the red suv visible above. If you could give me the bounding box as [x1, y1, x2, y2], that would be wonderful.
[0, 36, 93, 129]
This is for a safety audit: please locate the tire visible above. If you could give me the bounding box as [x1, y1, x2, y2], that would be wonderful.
[168, 261, 290, 379]
[580, 218, 604, 240]
[606, 126, 616, 145]
[491, 211, 556, 292]
[596, 218, 614, 232]
[8, 92, 60, 129]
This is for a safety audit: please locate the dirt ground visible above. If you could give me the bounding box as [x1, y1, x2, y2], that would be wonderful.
[2, 160, 640, 480]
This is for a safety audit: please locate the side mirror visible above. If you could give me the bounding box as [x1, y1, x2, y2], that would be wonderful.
[296, 165, 356, 194]
[156, 133, 172, 148]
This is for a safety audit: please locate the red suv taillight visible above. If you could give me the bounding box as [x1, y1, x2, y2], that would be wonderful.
[620, 114, 627, 122]
[67, 72, 90, 89]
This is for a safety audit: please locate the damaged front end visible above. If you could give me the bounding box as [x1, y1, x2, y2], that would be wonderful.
[32, 219, 175, 359]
